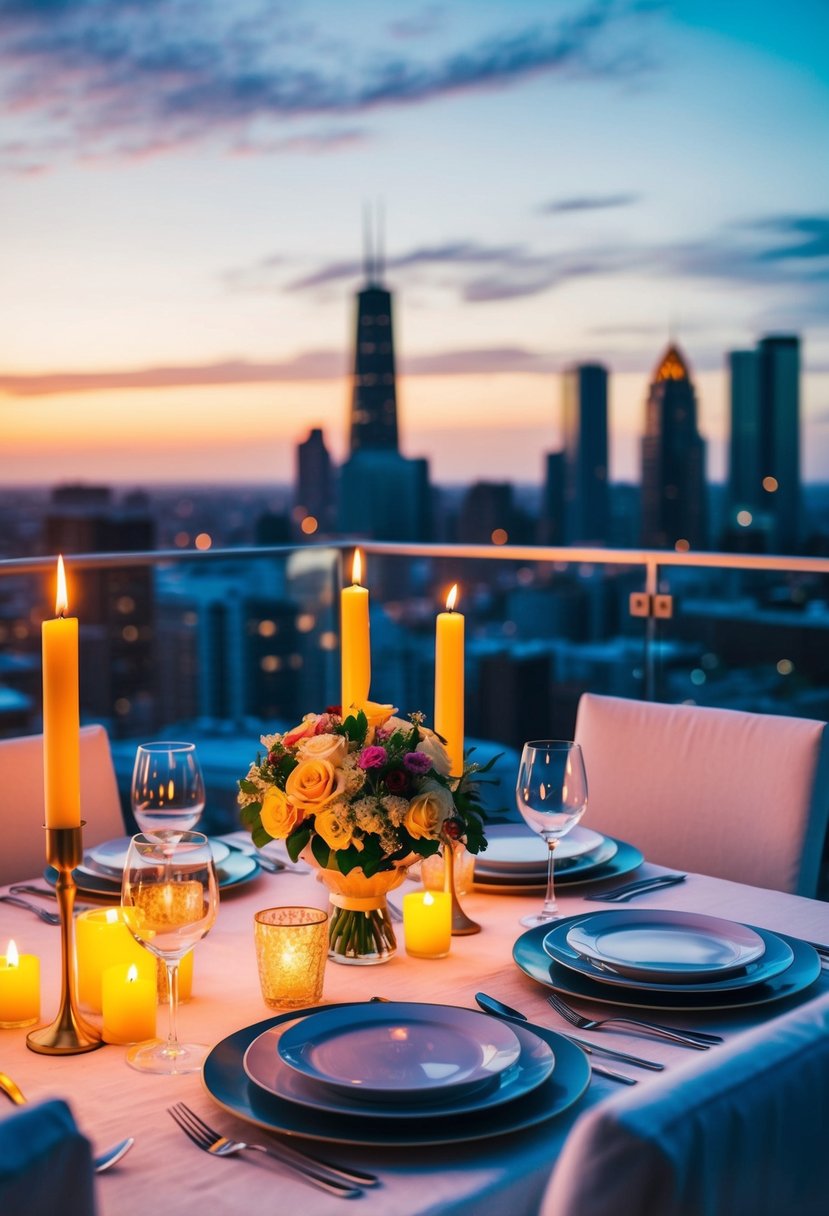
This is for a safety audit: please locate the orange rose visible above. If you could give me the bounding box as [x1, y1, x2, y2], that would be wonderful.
[283, 714, 320, 748]
[404, 781, 454, 840]
[260, 786, 303, 839]
[314, 807, 353, 851]
[286, 757, 347, 809]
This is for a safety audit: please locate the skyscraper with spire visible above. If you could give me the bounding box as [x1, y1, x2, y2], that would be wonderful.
[348, 210, 399, 455]
[640, 343, 707, 550]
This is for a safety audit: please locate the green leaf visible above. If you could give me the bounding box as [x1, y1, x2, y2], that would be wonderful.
[239, 803, 261, 827]
[239, 778, 260, 795]
[342, 709, 368, 743]
[252, 824, 273, 848]
[311, 834, 331, 869]
[286, 824, 311, 863]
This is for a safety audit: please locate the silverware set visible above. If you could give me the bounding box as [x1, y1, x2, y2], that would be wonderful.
[545, 990, 722, 1049]
[168, 1102, 377, 1198]
[584, 873, 687, 902]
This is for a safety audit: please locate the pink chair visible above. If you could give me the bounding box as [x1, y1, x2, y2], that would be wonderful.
[574, 693, 829, 897]
[0, 724, 125, 886]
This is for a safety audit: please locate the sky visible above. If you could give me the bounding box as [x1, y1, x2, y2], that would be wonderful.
[1, 0, 828, 488]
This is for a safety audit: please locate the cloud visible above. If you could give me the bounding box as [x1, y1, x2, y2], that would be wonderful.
[540, 192, 640, 214]
[0, 1, 656, 171]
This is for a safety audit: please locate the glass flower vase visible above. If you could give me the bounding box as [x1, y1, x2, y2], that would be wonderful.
[318, 866, 408, 965]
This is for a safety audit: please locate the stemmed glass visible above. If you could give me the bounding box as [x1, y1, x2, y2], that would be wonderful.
[515, 740, 588, 928]
[121, 831, 218, 1073]
[131, 742, 205, 834]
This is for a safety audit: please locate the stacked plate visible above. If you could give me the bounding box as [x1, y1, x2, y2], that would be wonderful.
[203, 1000, 591, 1148]
[513, 908, 822, 1012]
[474, 824, 643, 893]
[44, 835, 261, 897]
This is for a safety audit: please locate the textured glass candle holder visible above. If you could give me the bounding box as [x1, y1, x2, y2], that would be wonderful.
[254, 907, 328, 1009]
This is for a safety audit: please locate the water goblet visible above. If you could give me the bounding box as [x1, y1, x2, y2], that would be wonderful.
[131, 741, 205, 834]
[121, 831, 218, 1074]
[515, 740, 588, 927]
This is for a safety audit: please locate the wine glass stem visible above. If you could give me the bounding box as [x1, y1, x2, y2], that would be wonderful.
[165, 961, 181, 1055]
[542, 837, 558, 919]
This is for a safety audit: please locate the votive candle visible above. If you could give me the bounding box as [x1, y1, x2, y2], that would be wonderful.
[101, 963, 157, 1045]
[402, 891, 452, 959]
[0, 940, 40, 1028]
[76, 907, 154, 1013]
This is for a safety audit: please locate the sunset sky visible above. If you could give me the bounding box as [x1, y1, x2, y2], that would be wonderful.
[2, 0, 828, 487]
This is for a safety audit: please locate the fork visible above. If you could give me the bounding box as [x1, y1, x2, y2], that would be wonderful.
[0, 894, 60, 924]
[167, 1102, 376, 1197]
[546, 990, 723, 1049]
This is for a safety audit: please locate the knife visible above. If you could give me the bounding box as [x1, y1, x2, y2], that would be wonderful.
[473, 993, 638, 1084]
[584, 873, 687, 902]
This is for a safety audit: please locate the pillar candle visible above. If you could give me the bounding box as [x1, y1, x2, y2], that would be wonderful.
[402, 891, 452, 958]
[0, 941, 40, 1028]
[340, 548, 370, 717]
[434, 584, 464, 778]
[101, 963, 157, 1045]
[41, 555, 81, 828]
[76, 907, 155, 1012]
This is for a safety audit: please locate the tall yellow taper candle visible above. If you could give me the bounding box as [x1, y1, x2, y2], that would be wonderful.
[340, 548, 370, 717]
[435, 584, 464, 778]
[42, 555, 81, 828]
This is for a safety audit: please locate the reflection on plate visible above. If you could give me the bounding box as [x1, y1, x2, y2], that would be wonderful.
[88, 835, 231, 873]
[544, 918, 794, 994]
[564, 910, 766, 983]
[277, 1003, 521, 1101]
[202, 1002, 591, 1148]
[46, 848, 260, 896]
[475, 825, 606, 872]
[475, 838, 641, 894]
[244, 1016, 555, 1119]
[515, 918, 820, 1011]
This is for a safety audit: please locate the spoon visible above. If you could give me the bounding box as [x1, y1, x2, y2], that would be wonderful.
[0, 1072, 134, 1172]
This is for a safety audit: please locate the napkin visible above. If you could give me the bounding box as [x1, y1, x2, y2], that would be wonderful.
[0, 1098, 96, 1216]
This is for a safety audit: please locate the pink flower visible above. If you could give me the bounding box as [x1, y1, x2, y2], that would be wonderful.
[403, 752, 432, 775]
[358, 745, 388, 770]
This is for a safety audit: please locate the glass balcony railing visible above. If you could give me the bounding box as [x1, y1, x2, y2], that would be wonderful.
[2, 542, 828, 835]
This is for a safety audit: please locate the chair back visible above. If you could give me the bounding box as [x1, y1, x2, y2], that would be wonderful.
[574, 693, 829, 896]
[541, 991, 829, 1216]
[0, 724, 125, 886]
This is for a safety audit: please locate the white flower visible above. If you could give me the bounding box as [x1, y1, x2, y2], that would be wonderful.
[416, 732, 452, 776]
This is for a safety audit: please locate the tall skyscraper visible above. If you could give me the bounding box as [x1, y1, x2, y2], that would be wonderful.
[727, 335, 801, 552]
[640, 343, 707, 550]
[562, 363, 609, 545]
[348, 229, 398, 455]
[295, 427, 334, 532]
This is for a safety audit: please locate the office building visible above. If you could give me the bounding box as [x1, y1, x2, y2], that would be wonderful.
[562, 363, 609, 544]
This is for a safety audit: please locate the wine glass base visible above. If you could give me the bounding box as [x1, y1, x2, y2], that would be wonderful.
[519, 911, 562, 928]
[126, 1038, 210, 1075]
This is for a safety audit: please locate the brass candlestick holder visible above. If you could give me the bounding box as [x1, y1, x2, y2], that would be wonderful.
[445, 839, 480, 936]
[27, 824, 103, 1055]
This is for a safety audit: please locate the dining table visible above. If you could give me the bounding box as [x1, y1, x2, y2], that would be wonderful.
[2, 846, 829, 1216]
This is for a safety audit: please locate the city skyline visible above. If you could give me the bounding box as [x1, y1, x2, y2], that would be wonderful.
[2, 1, 828, 487]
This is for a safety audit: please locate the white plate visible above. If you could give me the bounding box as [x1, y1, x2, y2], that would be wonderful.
[244, 1016, 555, 1119]
[475, 825, 605, 873]
[475, 836, 619, 884]
[88, 835, 230, 873]
[276, 1002, 522, 1102]
[565, 910, 766, 983]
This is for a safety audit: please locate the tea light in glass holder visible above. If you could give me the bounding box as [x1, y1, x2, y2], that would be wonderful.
[254, 907, 328, 1009]
[402, 890, 452, 958]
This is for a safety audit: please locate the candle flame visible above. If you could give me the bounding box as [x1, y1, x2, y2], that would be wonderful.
[55, 555, 68, 617]
[7, 940, 19, 967]
[352, 548, 362, 586]
[127, 964, 138, 983]
[423, 891, 435, 907]
[167, 779, 175, 800]
[446, 584, 458, 612]
[105, 909, 119, 924]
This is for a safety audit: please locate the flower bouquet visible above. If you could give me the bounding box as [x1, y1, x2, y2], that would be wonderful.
[238, 703, 490, 964]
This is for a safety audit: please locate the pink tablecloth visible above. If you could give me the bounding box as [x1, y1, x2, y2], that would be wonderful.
[2, 855, 828, 1216]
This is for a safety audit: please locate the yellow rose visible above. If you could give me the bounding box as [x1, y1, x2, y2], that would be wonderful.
[286, 757, 347, 809]
[353, 701, 397, 730]
[296, 732, 348, 765]
[314, 807, 354, 851]
[404, 781, 455, 840]
[260, 786, 303, 839]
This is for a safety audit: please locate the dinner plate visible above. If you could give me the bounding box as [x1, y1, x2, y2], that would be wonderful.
[515, 918, 820, 1011]
[474, 838, 640, 894]
[202, 1002, 591, 1148]
[45, 848, 261, 896]
[88, 835, 231, 873]
[564, 910, 767, 982]
[543, 918, 794, 994]
[276, 1003, 522, 1102]
[476, 835, 620, 882]
[475, 825, 606, 873]
[243, 1016, 555, 1119]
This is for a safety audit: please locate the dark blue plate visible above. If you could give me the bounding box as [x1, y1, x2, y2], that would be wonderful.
[202, 1001, 591, 1147]
[475, 838, 644, 893]
[45, 848, 261, 896]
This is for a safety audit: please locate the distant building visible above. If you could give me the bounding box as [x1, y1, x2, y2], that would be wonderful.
[456, 482, 515, 546]
[348, 240, 398, 455]
[640, 344, 707, 550]
[539, 452, 565, 545]
[295, 427, 334, 534]
[562, 363, 609, 544]
[727, 335, 801, 553]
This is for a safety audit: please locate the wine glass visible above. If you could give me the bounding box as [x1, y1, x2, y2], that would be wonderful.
[121, 831, 218, 1073]
[131, 742, 205, 834]
[515, 740, 588, 928]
